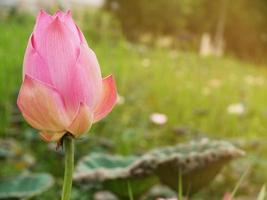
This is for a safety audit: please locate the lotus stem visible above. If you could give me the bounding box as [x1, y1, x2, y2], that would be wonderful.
[61, 134, 74, 200]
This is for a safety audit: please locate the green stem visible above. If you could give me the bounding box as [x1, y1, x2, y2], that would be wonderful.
[61, 135, 74, 200]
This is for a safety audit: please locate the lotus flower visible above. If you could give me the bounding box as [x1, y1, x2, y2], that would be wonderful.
[17, 10, 117, 142]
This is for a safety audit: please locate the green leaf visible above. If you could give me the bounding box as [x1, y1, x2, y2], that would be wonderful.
[153, 139, 245, 195]
[0, 173, 54, 199]
[74, 153, 158, 199]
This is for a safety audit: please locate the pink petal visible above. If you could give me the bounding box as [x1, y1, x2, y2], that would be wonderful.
[75, 25, 83, 43]
[17, 75, 69, 132]
[73, 44, 103, 109]
[34, 16, 81, 112]
[34, 10, 53, 38]
[52, 43, 103, 117]
[55, 10, 79, 40]
[53, 10, 65, 18]
[93, 75, 117, 123]
[67, 103, 93, 137]
[75, 25, 88, 44]
[23, 35, 52, 84]
[34, 10, 78, 39]
[40, 131, 66, 142]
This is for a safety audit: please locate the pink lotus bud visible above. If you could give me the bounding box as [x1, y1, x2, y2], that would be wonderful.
[17, 10, 117, 141]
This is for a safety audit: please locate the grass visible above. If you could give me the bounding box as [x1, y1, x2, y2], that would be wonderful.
[0, 14, 34, 134]
[231, 167, 250, 198]
[93, 38, 267, 155]
[1, 11, 267, 199]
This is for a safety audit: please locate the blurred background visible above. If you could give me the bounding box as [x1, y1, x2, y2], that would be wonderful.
[1, 0, 267, 199]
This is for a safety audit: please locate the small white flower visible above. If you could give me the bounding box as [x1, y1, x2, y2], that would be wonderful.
[150, 113, 168, 125]
[227, 103, 245, 115]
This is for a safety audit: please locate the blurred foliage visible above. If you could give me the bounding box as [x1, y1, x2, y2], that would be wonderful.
[105, 0, 200, 38]
[0, 173, 54, 199]
[0, 12, 34, 135]
[72, 9, 123, 44]
[105, 0, 267, 64]
[2, 10, 267, 149]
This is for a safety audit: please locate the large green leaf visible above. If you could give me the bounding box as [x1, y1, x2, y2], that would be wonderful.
[74, 153, 158, 199]
[0, 173, 54, 199]
[152, 139, 245, 195]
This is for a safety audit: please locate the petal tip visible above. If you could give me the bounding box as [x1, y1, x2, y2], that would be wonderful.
[54, 10, 65, 18]
[106, 74, 115, 82]
[36, 10, 51, 22]
[67, 103, 93, 137]
[49, 14, 72, 32]
[23, 74, 33, 84]
[39, 9, 49, 17]
[66, 10, 72, 16]
[54, 15, 61, 22]
[48, 16, 64, 30]
[105, 74, 117, 97]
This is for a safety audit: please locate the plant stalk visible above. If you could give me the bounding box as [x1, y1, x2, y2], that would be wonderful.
[61, 134, 74, 200]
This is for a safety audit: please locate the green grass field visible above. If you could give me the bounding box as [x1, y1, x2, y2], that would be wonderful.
[1, 13, 267, 199]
